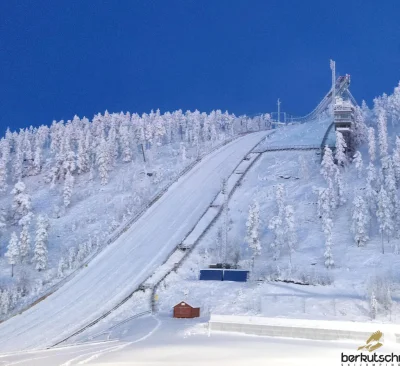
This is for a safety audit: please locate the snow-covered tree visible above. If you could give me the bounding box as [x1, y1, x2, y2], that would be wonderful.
[269, 185, 286, 260]
[335, 131, 347, 166]
[269, 214, 284, 261]
[284, 205, 296, 267]
[33, 215, 49, 271]
[245, 200, 261, 268]
[68, 247, 77, 269]
[0, 290, 10, 315]
[12, 133, 23, 182]
[353, 151, 363, 178]
[0, 157, 8, 193]
[370, 291, 378, 319]
[320, 146, 336, 181]
[351, 195, 369, 247]
[63, 170, 74, 208]
[11, 182, 32, 221]
[180, 142, 187, 163]
[376, 185, 393, 254]
[323, 216, 334, 269]
[107, 119, 118, 168]
[377, 111, 388, 158]
[392, 136, 400, 185]
[6, 232, 20, 277]
[119, 124, 133, 163]
[0, 207, 6, 235]
[57, 256, 67, 278]
[19, 213, 33, 263]
[334, 167, 346, 206]
[315, 186, 332, 220]
[76, 130, 90, 173]
[365, 163, 377, 217]
[368, 127, 376, 163]
[96, 138, 109, 185]
[353, 106, 368, 146]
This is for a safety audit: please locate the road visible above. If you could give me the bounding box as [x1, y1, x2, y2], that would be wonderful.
[0, 315, 378, 366]
[0, 131, 267, 353]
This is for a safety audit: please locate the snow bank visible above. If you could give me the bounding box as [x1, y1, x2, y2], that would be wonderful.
[209, 315, 400, 343]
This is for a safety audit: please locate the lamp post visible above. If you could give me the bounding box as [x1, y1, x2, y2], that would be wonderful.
[277, 98, 281, 122]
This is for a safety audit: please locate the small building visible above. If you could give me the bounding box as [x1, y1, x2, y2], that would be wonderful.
[200, 269, 223, 281]
[173, 301, 200, 318]
[223, 269, 249, 282]
[199, 268, 249, 282]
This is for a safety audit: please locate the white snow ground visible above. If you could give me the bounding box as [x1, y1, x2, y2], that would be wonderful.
[155, 118, 400, 324]
[0, 314, 386, 366]
[0, 131, 268, 353]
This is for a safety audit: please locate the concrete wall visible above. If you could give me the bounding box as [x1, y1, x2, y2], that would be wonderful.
[209, 316, 400, 343]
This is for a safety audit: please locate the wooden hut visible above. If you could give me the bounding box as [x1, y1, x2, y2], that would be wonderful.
[173, 301, 200, 318]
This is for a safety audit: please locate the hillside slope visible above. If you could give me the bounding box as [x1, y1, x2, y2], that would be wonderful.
[0, 131, 267, 352]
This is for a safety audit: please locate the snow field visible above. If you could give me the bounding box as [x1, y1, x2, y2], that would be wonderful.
[0, 131, 269, 352]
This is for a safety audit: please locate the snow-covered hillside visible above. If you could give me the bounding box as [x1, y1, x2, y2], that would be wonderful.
[0, 109, 271, 320]
[155, 83, 400, 325]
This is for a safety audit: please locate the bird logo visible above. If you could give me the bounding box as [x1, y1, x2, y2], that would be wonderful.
[357, 331, 383, 352]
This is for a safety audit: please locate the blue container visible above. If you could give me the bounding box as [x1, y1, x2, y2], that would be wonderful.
[223, 270, 249, 282]
[199, 269, 223, 281]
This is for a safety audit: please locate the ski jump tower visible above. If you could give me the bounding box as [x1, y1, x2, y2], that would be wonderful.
[330, 60, 356, 154]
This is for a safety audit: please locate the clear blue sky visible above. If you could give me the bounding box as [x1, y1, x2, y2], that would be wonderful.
[1, 0, 400, 133]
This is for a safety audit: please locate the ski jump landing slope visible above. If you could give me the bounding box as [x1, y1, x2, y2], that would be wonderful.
[0, 131, 268, 353]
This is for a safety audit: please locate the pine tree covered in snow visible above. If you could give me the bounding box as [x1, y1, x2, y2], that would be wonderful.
[57, 256, 67, 278]
[0, 207, 6, 235]
[269, 214, 284, 261]
[320, 146, 336, 181]
[0, 159, 7, 193]
[63, 170, 74, 208]
[334, 167, 346, 206]
[377, 111, 389, 158]
[76, 130, 90, 173]
[365, 163, 378, 217]
[368, 127, 376, 163]
[351, 195, 369, 247]
[180, 142, 187, 163]
[269, 185, 286, 260]
[33, 215, 49, 271]
[284, 205, 296, 267]
[68, 247, 77, 269]
[353, 151, 363, 178]
[245, 200, 261, 267]
[96, 138, 109, 185]
[12, 133, 23, 182]
[11, 182, 32, 221]
[120, 124, 133, 163]
[335, 131, 347, 166]
[353, 106, 368, 146]
[6, 232, 20, 277]
[370, 291, 378, 319]
[323, 216, 334, 269]
[19, 213, 33, 263]
[376, 185, 393, 253]
[0, 290, 10, 315]
[392, 136, 400, 185]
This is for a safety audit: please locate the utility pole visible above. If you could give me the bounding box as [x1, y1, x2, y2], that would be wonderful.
[330, 59, 336, 111]
[277, 98, 281, 122]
